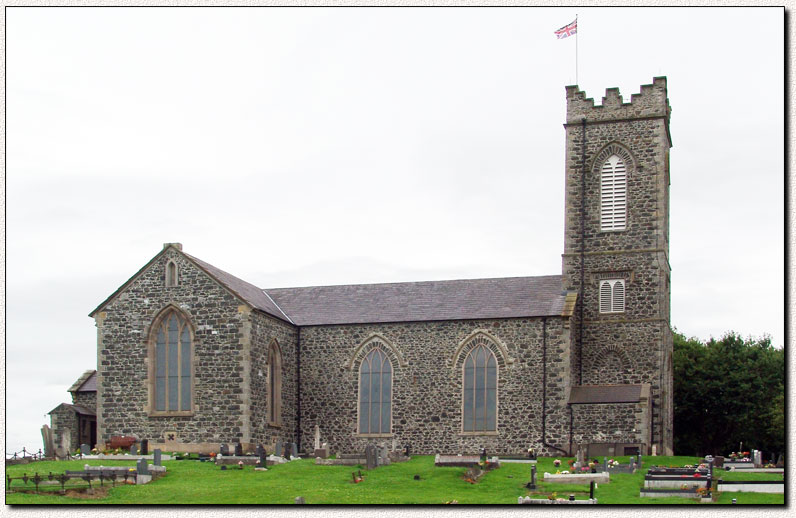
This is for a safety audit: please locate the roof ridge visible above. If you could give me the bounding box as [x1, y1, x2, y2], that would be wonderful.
[264, 274, 563, 291]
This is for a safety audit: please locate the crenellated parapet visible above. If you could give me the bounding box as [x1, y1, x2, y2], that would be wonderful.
[565, 76, 671, 124]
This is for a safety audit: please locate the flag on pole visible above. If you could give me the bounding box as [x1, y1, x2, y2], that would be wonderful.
[554, 19, 577, 39]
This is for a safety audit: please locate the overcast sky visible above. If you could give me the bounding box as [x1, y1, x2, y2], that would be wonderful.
[5, 7, 785, 454]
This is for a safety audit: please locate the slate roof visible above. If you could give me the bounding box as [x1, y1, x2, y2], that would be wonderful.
[265, 275, 568, 326]
[184, 253, 293, 323]
[48, 403, 96, 416]
[68, 370, 97, 393]
[568, 385, 647, 404]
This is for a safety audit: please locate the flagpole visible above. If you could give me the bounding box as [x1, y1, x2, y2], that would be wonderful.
[575, 14, 578, 85]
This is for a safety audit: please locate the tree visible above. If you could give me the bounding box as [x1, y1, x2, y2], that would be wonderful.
[673, 330, 784, 458]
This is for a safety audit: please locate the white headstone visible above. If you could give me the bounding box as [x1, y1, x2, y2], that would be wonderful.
[314, 425, 320, 450]
[651, 444, 657, 456]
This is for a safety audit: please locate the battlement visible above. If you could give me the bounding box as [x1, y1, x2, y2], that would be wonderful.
[565, 77, 671, 124]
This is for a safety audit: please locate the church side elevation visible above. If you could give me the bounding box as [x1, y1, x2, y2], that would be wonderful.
[89, 77, 674, 457]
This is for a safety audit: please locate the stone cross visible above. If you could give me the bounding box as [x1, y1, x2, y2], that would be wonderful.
[136, 458, 149, 475]
[41, 425, 54, 458]
[154, 449, 162, 466]
[314, 425, 321, 450]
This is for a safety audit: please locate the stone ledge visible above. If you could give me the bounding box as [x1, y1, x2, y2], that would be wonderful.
[543, 472, 610, 484]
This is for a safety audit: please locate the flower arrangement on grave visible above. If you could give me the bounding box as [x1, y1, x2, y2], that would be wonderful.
[580, 466, 589, 473]
[588, 461, 596, 473]
[209, 452, 216, 458]
[547, 492, 558, 501]
[527, 448, 536, 459]
[560, 470, 569, 474]
[553, 459, 561, 467]
[238, 461, 244, 470]
[91, 448, 98, 454]
[696, 487, 710, 497]
[567, 459, 575, 468]
[608, 459, 619, 468]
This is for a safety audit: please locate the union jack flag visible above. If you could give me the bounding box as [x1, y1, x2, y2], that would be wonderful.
[555, 19, 577, 39]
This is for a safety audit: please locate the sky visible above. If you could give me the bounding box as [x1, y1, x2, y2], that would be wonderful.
[4, 7, 785, 455]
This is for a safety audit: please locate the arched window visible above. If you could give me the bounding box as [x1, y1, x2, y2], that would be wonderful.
[267, 340, 282, 425]
[152, 309, 193, 414]
[600, 155, 627, 231]
[359, 346, 392, 434]
[165, 260, 178, 287]
[463, 345, 497, 432]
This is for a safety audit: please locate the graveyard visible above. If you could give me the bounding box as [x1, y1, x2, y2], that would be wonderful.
[5, 451, 785, 505]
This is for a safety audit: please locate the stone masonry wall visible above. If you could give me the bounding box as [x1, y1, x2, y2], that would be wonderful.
[95, 248, 261, 451]
[298, 317, 571, 456]
[249, 311, 299, 451]
[50, 407, 78, 454]
[72, 391, 97, 411]
[572, 402, 648, 446]
[562, 78, 673, 453]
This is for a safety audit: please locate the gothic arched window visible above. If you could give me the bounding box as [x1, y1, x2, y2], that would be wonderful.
[600, 155, 627, 231]
[268, 340, 282, 425]
[151, 309, 193, 414]
[165, 260, 178, 287]
[463, 345, 497, 432]
[358, 347, 392, 434]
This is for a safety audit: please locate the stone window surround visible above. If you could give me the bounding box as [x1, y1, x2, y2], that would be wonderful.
[599, 279, 626, 314]
[592, 142, 635, 234]
[267, 338, 283, 428]
[147, 304, 195, 417]
[165, 259, 179, 287]
[352, 336, 398, 437]
[451, 330, 512, 436]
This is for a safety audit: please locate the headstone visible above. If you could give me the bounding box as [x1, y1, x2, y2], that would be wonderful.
[776, 454, 784, 468]
[589, 480, 595, 499]
[365, 444, 377, 470]
[603, 457, 608, 471]
[136, 458, 149, 475]
[295, 497, 305, 504]
[235, 443, 243, 456]
[651, 444, 657, 456]
[378, 446, 389, 466]
[274, 442, 283, 457]
[154, 449, 162, 466]
[257, 444, 266, 464]
[404, 444, 410, 457]
[637, 454, 642, 469]
[290, 442, 298, 458]
[714, 455, 724, 468]
[129, 444, 138, 456]
[754, 450, 762, 467]
[61, 429, 72, 459]
[41, 425, 55, 458]
[79, 443, 90, 456]
[141, 439, 149, 456]
[314, 425, 321, 450]
[220, 443, 229, 456]
[530, 465, 537, 489]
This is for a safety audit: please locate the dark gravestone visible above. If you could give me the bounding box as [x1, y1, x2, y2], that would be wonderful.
[290, 442, 298, 458]
[529, 465, 537, 489]
[637, 454, 643, 469]
[714, 456, 724, 468]
[274, 442, 283, 457]
[365, 444, 377, 470]
[141, 439, 149, 456]
[129, 444, 138, 456]
[136, 458, 149, 475]
[257, 444, 266, 464]
[153, 449, 162, 466]
[404, 444, 411, 457]
[235, 443, 243, 456]
[80, 444, 91, 456]
[220, 443, 230, 456]
[603, 457, 609, 471]
[776, 454, 784, 468]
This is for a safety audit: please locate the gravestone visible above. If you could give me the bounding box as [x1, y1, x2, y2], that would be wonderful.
[574, 445, 584, 470]
[41, 425, 55, 458]
[129, 444, 138, 456]
[290, 442, 298, 458]
[154, 449, 162, 466]
[404, 444, 411, 457]
[80, 443, 91, 456]
[776, 454, 784, 468]
[137, 458, 149, 475]
[220, 443, 230, 456]
[637, 454, 642, 469]
[651, 444, 657, 456]
[295, 496, 306, 504]
[314, 425, 321, 450]
[378, 445, 389, 466]
[529, 464, 537, 489]
[754, 450, 762, 467]
[141, 439, 149, 455]
[235, 443, 243, 456]
[365, 444, 377, 470]
[275, 442, 283, 457]
[61, 430, 72, 459]
[603, 457, 608, 471]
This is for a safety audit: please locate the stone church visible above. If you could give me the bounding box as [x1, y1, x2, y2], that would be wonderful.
[87, 77, 674, 457]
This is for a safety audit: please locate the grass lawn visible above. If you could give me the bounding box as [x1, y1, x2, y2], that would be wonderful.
[5, 455, 785, 505]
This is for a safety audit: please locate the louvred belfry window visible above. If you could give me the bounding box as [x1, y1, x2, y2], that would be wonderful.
[154, 311, 192, 413]
[359, 347, 392, 434]
[601, 155, 627, 231]
[463, 345, 497, 432]
[599, 279, 626, 314]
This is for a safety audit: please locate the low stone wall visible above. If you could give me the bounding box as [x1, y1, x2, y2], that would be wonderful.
[639, 488, 699, 498]
[543, 472, 609, 485]
[643, 478, 708, 489]
[215, 456, 263, 466]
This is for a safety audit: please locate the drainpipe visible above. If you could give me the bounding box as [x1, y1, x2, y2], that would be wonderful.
[578, 117, 587, 386]
[541, 317, 568, 456]
[296, 327, 301, 452]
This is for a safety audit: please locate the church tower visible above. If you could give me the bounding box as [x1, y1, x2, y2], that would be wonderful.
[562, 77, 673, 454]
